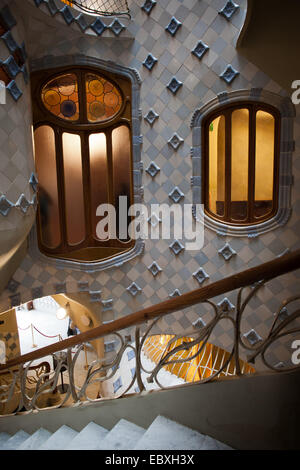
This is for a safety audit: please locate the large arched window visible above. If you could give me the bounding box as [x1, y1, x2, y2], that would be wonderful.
[203, 102, 280, 225]
[31, 67, 134, 263]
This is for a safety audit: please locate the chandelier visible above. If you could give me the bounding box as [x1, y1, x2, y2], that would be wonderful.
[61, 0, 130, 17]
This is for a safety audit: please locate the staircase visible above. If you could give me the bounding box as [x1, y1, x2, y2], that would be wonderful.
[0, 416, 233, 450]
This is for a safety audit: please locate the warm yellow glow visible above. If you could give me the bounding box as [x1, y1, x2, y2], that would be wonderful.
[34, 126, 61, 249]
[89, 133, 108, 239]
[56, 307, 67, 320]
[62, 133, 85, 245]
[143, 335, 255, 383]
[208, 115, 225, 216]
[231, 109, 249, 202]
[255, 111, 275, 202]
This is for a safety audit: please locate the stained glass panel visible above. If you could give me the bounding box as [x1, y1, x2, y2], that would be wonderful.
[86, 73, 122, 122]
[41, 73, 79, 122]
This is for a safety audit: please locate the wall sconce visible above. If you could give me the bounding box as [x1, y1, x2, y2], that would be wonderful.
[56, 307, 67, 320]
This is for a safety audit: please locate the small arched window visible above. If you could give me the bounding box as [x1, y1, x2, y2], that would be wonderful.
[203, 102, 280, 225]
[31, 67, 134, 263]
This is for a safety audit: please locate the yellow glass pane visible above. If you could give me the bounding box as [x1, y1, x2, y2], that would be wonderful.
[231, 108, 249, 221]
[208, 115, 225, 217]
[62, 133, 85, 245]
[255, 111, 275, 218]
[41, 73, 79, 122]
[112, 125, 131, 241]
[89, 133, 108, 239]
[34, 126, 61, 249]
[86, 73, 122, 122]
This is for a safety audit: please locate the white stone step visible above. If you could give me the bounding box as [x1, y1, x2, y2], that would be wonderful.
[0, 432, 11, 449]
[201, 434, 233, 450]
[134, 415, 206, 450]
[18, 428, 52, 450]
[2, 430, 30, 450]
[39, 425, 78, 450]
[66, 422, 109, 450]
[97, 419, 145, 450]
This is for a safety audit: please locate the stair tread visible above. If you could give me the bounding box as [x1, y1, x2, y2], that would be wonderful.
[2, 430, 30, 450]
[134, 416, 207, 450]
[39, 425, 78, 450]
[97, 419, 145, 450]
[0, 432, 11, 449]
[66, 422, 109, 450]
[18, 428, 52, 450]
[201, 434, 233, 450]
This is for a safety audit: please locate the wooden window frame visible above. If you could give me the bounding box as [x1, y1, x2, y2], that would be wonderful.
[202, 101, 281, 226]
[31, 65, 135, 263]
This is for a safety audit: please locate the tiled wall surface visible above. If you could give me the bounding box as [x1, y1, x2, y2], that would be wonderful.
[1, 0, 300, 369]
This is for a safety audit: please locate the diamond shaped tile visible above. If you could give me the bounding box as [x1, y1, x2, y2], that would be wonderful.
[91, 18, 107, 35]
[169, 289, 181, 297]
[31, 286, 43, 299]
[218, 297, 235, 314]
[219, 1, 239, 20]
[243, 329, 263, 346]
[169, 186, 184, 203]
[169, 240, 184, 255]
[46, 0, 58, 16]
[167, 77, 183, 95]
[218, 243, 237, 261]
[144, 109, 159, 126]
[141, 0, 156, 15]
[168, 133, 184, 150]
[110, 19, 125, 36]
[1, 31, 18, 54]
[148, 213, 161, 227]
[54, 282, 66, 294]
[192, 41, 209, 60]
[193, 268, 209, 285]
[60, 5, 74, 25]
[143, 54, 158, 71]
[276, 307, 289, 323]
[15, 194, 30, 214]
[76, 13, 89, 32]
[90, 290, 101, 302]
[101, 299, 113, 311]
[127, 282, 142, 297]
[0, 195, 13, 216]
[220, 65, 239, 84]
[6, 279, 20, 293]
[78, 281, 89, 292]
[193, 318, 206, 329]
[21, 65, 29, 85]
[146, 161, 160, 178]
[165, 17, 182, 37]
[2, 56, 20, 79]
[0, 5, 17, 30]
[29, 173, 38, 192]
[148, 261, 162, 277]
[7, 80, 22, 101]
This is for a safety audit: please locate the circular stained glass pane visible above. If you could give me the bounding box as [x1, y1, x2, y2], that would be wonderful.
[41, 73, 79, 122]
[86, 73, 123, 123]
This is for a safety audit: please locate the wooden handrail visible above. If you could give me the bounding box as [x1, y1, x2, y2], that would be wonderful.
[1, 249, 300, 372]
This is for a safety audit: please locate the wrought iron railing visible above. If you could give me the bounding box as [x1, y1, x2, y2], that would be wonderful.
[0, 250, 300, 416]
[61, 0, 130, 17]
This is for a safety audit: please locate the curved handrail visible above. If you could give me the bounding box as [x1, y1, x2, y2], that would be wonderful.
[1, 249, 300, 372]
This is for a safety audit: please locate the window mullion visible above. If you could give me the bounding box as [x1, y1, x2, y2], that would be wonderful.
[248, 106, 256, 222]
[106, 129, 114, 206]
[224, 111, 232, 221]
